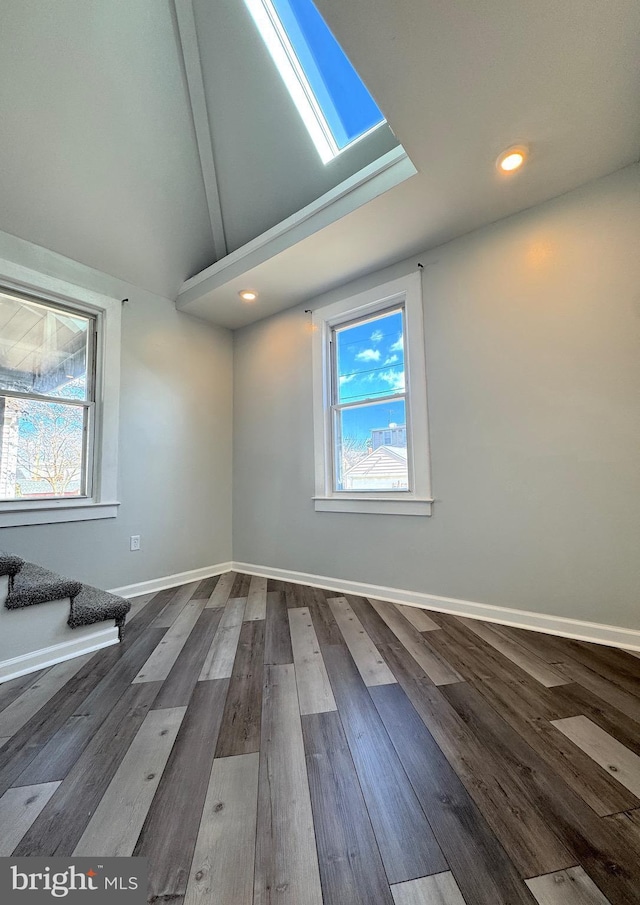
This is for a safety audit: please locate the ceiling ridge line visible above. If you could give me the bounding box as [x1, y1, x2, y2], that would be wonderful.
[174, 0, 227, 262]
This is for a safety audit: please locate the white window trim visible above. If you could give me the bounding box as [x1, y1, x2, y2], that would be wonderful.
[243, 0, 385, 164]
[0, 259, 121, 528]
[311, 271, 433, 516]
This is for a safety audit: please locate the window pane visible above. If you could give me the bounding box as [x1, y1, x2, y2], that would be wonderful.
[335, 308, 404, 404]
[0, 396, 86, 500]
[270, 0, 384, 148]
[334, 399, 408, 491]
[0, 290, 92, 401]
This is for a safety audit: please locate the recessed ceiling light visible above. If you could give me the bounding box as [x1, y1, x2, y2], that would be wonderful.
[496, 145, 528, 173]
[238, 290, 258, 302]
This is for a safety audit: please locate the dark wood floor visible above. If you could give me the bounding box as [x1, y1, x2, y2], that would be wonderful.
[1, 573, 639, 905]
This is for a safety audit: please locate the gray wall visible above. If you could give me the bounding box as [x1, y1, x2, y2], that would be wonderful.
[233, 164, 640, 630]
[0, 233, 233, 590]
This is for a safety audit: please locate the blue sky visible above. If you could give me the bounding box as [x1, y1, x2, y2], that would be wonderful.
[335, 309, 406, 443]
[338, 400, 406, 446]
[272, 0, 384, 147]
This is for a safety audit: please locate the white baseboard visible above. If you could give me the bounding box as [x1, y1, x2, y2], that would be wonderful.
[0, 627, 119, 683]
[0, 561, 232, 684]
[232, 561, 640, 653]
[4, 557, 636, 683]
[109, 561, 233, 599]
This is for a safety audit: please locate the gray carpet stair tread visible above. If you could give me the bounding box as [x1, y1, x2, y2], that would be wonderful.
[68, 585, 131, 630]
[0, 552, 24, 577]
[5, 562, 82, 610]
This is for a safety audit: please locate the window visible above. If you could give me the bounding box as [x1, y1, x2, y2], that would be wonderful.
[312, 271, 432, 515]
[0, 273, 120, 527]
[245, 0, 385, 163]
[332, 306, 409, 492]
[0, 291, 95, 502]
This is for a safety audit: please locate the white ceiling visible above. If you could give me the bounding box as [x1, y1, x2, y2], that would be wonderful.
[0, 0, 639, 323]
[191, 0, 398, 254]
[181, 0, 640, 327]
[0, 0, 397, 301]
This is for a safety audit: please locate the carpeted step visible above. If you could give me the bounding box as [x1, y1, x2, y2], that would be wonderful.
[3, 553, 131, 642]
[0, 552, 24, 591]
[68, 584, 131, 640]
[0, 552, 23, 576]
[5, 561, 82, 610]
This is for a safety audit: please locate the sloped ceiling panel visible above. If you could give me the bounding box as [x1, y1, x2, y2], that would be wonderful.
[0, 0, 214, 300]
[192, 0, 398, 254]
[315, 0, 640, 193]
[178, 0, 640, 328]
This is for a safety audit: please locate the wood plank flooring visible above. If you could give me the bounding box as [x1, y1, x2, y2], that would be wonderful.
[391, 872, 467, 905]
[185, 752, 259, 905]
[0, 574, 639, 905]
[525, 866, 613, 905]
[73, 706, 186, 857]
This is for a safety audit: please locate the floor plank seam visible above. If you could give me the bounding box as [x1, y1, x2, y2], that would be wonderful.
[4, 574, 639, 905]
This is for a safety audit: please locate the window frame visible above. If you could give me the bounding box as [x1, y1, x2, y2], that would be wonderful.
[0, 291, 97, 502]
[329, 303, 411, 494]
[0, 265, 121, 528]
[244, 0, 386, 164]
[312, 271, 433, 516]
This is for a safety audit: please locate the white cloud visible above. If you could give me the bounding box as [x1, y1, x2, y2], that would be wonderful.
[339, 373, 355, 385]
[390, 335, 404, 352]
[370, 329, 383, 343]
[384, 354, 398, 365]
[355, 348, 381, 362]
[379, 369, 405, 391]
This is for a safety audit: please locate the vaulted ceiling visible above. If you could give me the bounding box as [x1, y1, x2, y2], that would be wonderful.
[0, 0, 639, 327]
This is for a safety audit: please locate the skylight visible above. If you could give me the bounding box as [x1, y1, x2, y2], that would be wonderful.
[245, 0, 385, 163]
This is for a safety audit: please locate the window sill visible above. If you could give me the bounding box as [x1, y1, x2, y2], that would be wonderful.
[0, 500, 120, 528]
[313, 496, 433, 516]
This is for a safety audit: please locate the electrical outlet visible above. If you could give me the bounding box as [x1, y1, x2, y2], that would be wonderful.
[130, 535, 141, 552]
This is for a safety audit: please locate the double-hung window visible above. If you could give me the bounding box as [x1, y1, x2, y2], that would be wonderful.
[312, 271, 433, 515]
[0, 291, 95, 502]
[0, 277, 120, 527]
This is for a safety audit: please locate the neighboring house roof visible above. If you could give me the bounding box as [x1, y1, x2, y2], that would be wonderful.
[343, 445, 407, 479]
[14, 471, 80, 497]
[14, 467, 53, 496]
[14, 479, 57, 496]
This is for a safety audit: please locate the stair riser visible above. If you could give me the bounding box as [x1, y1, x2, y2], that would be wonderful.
[0, 556, 128, 683]
[0, 627, 118, 683]
[0, 596, 117, 665]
